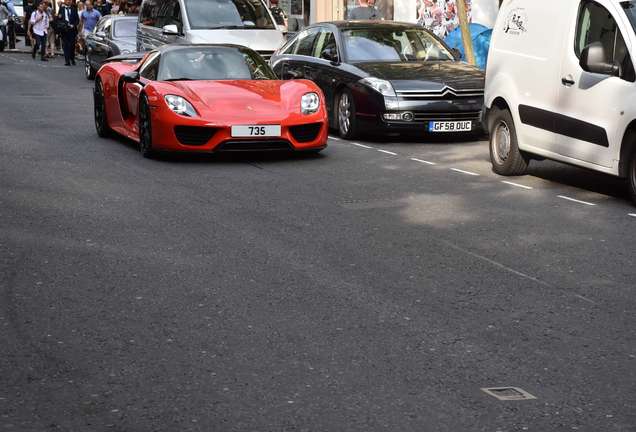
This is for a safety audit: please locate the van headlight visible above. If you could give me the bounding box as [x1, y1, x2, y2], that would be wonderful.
[164, 95, 197, 117]
[301, 92, 320, 114]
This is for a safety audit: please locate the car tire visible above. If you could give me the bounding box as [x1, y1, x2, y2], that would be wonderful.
[337, 88, 358, 140]
[138, 95, 156, 159]
[488, 106, 528, 176]
[85, 54, 96, 80]
[627, 145, 636, 205]
[94, 79, 112, 138]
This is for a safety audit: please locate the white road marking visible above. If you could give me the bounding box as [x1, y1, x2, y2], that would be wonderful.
[377, 149, 398, 156]
[450, 168, 480, 176]
[557, 195, 596, 206]
[410, 157, 436, 166]
[352, 143, 373, 149]
[629, 213, 636, 218]
[573, 294, 598, 305]
[440, 240, 552, 288]
[328, 136, 341, 141]
[501, 180, 533, 190]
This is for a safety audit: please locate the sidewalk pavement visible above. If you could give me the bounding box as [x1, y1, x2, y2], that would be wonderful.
[6, 35, 65, 56]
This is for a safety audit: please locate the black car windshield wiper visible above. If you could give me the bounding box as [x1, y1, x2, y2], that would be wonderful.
[163, 77, 196, 81]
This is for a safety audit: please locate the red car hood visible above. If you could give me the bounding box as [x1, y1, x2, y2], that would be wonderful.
[161, 80, 312, 122]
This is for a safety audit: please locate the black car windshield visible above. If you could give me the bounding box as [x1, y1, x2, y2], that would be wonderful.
[185, 0, 275, 30]
[113, 19, 137, 38]
[622, 1, 636, 33]
[344, 28, 454, 62]
[158, 47, 276, 81]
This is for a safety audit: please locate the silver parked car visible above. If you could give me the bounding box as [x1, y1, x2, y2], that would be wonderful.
[136, 0, 285, 61]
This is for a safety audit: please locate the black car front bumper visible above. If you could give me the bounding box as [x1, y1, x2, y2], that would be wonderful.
[352, 85, 486, 136]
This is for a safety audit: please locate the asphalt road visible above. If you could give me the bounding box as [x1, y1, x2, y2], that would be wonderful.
[2, 53, 636, 432]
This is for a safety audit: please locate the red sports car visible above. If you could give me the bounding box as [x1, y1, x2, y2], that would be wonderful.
[93, 44, 328, 157]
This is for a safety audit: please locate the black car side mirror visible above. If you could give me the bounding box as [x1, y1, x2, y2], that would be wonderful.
[122, 70, 140, 83]
[321, 46, 339, 65]
[580, 42, 620, 77]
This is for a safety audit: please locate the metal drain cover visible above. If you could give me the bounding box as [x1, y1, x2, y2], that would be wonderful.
[481, 387, 537, 401]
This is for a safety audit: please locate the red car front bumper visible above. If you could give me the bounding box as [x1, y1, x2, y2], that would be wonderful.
[149, 105, 328, 153]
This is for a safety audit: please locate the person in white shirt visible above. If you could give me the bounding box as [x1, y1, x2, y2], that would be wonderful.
[29, 1, 49, 61]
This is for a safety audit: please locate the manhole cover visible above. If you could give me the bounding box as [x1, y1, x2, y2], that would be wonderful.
[481, 387, 537, 401]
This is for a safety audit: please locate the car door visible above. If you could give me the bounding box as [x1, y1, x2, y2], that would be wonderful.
[124, 52, 159, 125]
[306, 26, 342, 123]
[138, 0, 162, 50]
[94, 18, 112, 64]
[282, 27, 320, 80]
[557, 0, 635, 168]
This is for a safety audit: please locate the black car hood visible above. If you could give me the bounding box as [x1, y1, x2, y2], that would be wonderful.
[354, 61, 484, 92]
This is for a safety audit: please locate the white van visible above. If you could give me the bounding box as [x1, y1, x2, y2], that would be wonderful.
[136, 0, 285, 61]
[485, 0, 636, 202]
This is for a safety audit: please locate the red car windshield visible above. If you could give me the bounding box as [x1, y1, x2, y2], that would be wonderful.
[158, 47, 277, 81]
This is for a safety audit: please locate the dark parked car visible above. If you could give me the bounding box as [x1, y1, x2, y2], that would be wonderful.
[85, 15, 137, 80]
[270, 21, 485, 139]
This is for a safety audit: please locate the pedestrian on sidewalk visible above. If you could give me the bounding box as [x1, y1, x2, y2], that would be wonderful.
[29, 0, 49, 61]
[80, 0, 100, 38]
[44, 0, 55, 57]
[3, 0, 17, 17]
[24, 0, 36, 46]
[57, 0, 78, 65]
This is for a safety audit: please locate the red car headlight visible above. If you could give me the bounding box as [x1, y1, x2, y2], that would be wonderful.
[301, 92, 320, 115]
[164, 95, 198, 117]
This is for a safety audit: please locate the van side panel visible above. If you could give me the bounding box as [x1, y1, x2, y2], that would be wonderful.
[485, 0, 574, 153]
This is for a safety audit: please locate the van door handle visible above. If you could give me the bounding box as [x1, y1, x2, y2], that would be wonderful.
[561, 76, 575, 86]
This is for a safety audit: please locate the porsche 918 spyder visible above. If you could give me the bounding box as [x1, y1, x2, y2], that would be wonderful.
[93, 44, 328, 157]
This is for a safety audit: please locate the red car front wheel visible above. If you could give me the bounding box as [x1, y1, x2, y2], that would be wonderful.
[138, 96, 156, 159]
[94, 80, 112, 138]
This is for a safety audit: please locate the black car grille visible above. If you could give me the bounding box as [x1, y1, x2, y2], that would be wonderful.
[413, 111, 482, 122]
[289, 123, 322, 143]
[174, 126, 217, 146]
[217, 140, 292, 152]
[396, 88, 483, 100]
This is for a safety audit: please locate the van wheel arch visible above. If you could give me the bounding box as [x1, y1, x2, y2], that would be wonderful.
[490, 97, 511, 112]
[619, 122, 636, 178]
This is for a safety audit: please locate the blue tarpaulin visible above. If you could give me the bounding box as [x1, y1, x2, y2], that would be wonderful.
[444, 23, 493, 70]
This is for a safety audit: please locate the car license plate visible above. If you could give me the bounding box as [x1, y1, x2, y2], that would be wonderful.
[231, 125, 281, 137]
[428, 121, 472, 133]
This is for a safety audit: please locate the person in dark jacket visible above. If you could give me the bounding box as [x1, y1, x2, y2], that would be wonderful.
[57, 0, 78, 65]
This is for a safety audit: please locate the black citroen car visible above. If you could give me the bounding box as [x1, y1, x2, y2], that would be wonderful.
[85, 15, 138, 80]
[270, 21, 485, 139]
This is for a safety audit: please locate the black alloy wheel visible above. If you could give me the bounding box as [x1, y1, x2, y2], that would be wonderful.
[94, 79, 111, 138]
[337, 88, 358, 140]
[138, 96, 156, 159]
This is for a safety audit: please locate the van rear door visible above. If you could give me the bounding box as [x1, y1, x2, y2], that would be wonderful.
[491, 0, 569, 154]
[556, 0, 633, 169]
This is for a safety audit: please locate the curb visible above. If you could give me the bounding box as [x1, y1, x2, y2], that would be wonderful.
[4, 48, 65, 55]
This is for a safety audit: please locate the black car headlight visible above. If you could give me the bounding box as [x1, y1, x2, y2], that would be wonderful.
[164, 95, 197, 117]
[360, 77, 398, 110]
